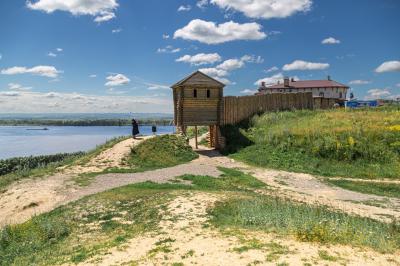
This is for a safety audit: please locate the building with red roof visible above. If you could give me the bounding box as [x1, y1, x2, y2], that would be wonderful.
[257, 76, 349, 102]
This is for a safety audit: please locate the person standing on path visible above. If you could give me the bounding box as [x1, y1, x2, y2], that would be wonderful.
[131, 118, 139, 139]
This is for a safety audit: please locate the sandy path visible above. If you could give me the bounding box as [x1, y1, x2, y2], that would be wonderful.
[1, 138, 400, 227]
[82, 192, 399, 266]
[0, 137, 145, 226]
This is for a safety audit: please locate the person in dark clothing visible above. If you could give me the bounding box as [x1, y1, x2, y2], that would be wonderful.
[151, 124, 157, 135]
[131, 119, 139, 139]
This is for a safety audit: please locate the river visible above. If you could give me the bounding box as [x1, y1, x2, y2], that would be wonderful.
[0, 126, 175, 159]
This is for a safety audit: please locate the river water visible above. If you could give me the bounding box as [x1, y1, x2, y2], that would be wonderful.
[0, 126, 175, 159]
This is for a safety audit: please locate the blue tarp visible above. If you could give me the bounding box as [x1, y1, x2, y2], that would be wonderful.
[346, 100, 378, 108]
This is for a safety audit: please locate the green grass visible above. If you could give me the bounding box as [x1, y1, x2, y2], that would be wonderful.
[185, 126, 209, 139]
[0, 185, 174, 265]
[126, 134, 198, 172]
[208, 196, 400, 253]
[225, 108, 400, 179]
[2, 167, 399, 265]
[326, 179, 400, 198]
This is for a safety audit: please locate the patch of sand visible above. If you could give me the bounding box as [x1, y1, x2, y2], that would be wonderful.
[82, 192, 400, 266]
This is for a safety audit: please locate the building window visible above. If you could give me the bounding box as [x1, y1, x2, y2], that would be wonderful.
[193, 89, 197, 98]
[207, 89, 211, 98]
[339, 92, 343, 98]
[319, 92, 324, 97]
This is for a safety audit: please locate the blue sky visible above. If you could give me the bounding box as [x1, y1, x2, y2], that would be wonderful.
[0, 0, 399, 113]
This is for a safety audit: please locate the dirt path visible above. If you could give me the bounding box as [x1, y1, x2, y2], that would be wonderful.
[0, 137, 146, 226]
[1, 138, 400, 227]
[82, 192, 399, 266]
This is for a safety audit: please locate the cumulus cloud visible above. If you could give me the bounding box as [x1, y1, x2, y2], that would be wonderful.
[197, 0, 208, 9]
[241, 54, 264, 64]
[105, 73, 130, 86]
[266, 66, 279, 73]
[240, 89, 257, 94]
[47, 52, 57, 57]
[254, 73, 284, 86]
[0, 91, 20, 97]
[1, 65, 61, 78]
[26, 0, 118, 23]
[199, 55, 262, 84]
[112, 28, 122, 33]
[322, 37, 341, 44]
[0, 91, 171, 113]
[210, 0, 312, 19]
[176, 53, 222, 65]
[174, 19, 266, 44]
[89, 74, 97, 78]
[7, 83, 32, 91]
[157, 45, 181, 53]
[365, 88, 391, 99]
[178, 5, 191, 12]
[349, 80, 371, 85]
[282, 60, 329, 71]
[375, 61, 400, 73]
[162, 34, 170, 39]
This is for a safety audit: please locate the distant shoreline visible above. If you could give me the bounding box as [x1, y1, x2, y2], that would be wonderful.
[0, 118, 173, 127]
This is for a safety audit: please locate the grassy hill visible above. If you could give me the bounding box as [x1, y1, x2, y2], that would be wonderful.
[224, 107, 400, 179]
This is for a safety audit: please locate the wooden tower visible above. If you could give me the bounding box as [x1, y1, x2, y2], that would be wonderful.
[171, 71, 225, 149]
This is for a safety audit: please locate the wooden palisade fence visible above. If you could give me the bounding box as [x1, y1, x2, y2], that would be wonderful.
[222, 92, 314, 125]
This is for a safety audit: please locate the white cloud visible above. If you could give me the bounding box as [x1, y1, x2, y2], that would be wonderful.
[0, 54, 2, 60]
[56, 48, 63, 52]
[94, 11, 115, 22]
[396, 83, 400, 88]
[1, 65, 61, 78]
[0, 91, 172, 113]
[266, 66, 279, 73]
[174, 19, 266, 44]
[199, 67, 228, 78]
[365, 89, 391, 99]
[89, 74, 97, 78]
[7, 83, 32, 91]
[255, 73, 284, 86]
[217, 59, 244, 71]
[241, 54, 264, 64]
[375, 61, 400, 73]
[105, 73, 130, 86]
[157, 45, 181, 53]
[322, 37, 341, 44]
[27, 0, 118, 23]
[176, 53, 222, 66]
[0, 91, 20, 97]
[199, 55, 262, 84]
[197, 0, 208, 9]
[146, 83, 170, 90]
[210, 0, 312, 19]
[178, 5, 191, 12]
[349, 80, 371, 85]
[162, 34, 170, 39]
[240, 89, 257, 94]
[282, 60, 329, 71]
[47, 52, 57, 57]
[112, 28, 122, 33]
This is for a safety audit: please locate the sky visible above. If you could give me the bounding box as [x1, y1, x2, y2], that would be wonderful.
[0, 0, 399, 114]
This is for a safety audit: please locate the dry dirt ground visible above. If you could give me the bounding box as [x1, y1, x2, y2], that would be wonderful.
[80, 191, 399, 266]
[1, 136, 400, 265]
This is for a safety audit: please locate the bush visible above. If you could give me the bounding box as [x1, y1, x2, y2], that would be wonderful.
[0, 152, 85, 176]
[128, 135, 198, 170]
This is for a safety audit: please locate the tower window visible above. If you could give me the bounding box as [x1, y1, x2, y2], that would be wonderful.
[193, 89, 197, 98]
[207, 89, 211, 98]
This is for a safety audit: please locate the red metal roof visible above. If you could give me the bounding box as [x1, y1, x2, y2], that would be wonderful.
[265, 80, 349, 89]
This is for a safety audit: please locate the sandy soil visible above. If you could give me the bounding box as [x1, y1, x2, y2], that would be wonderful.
[1, 137, 400, 227]
[82, 191, 400, 266]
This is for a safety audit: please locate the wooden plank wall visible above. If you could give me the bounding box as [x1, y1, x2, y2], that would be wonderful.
[313, 98, 337, 109]
[222, 92, 313, 125]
